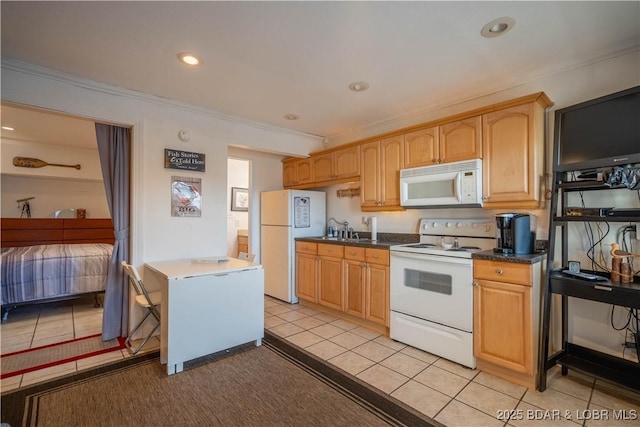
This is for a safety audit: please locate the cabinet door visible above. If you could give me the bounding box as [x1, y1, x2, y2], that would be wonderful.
[474, 278, 532, 374]
[482, 103, 541, 208]
[404, 126, 439, 168]
[380, 135, 404, 208]
[318, 256, 344, 310]
[360, 140, 381, 209]
[366, 263, 389, 326]
[312, 153, 334, 183]
[334, 146, 360, 179]
[283, 161, 297, 188]
[296, 252, 317, 303]
[344, 259, 366, 318]
[439, 116, 482, 163]
[296, 158, 313, 185]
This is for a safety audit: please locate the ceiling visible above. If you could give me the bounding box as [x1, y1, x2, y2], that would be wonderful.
[1, 1, 639, 149]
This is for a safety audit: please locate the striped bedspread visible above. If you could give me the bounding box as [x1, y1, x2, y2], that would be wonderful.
[1, 243, 113, 306]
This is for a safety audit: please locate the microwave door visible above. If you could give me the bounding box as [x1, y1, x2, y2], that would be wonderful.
[401, 170, 462, 206]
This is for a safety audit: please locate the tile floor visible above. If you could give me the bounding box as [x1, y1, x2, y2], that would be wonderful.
[0, 295, 159, 391]
[1, 295, 639, 427]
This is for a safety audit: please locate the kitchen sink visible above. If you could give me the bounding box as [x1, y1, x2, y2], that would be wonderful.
[320, 237, 370, 242]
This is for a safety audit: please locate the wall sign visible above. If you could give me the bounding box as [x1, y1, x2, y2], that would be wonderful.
[165, 149, 205, 172]
[171, 176, 202, 217]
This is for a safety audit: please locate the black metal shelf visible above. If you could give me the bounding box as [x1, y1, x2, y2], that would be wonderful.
[554, 215, 640, 223]
[538, 164, 640, 392]
[551, 343, 640, 391]
[549, 270, 640, 308]
[557, 181, 626, 191]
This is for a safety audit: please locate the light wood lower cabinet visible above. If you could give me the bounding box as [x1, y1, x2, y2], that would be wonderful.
[295, 241, 318, 303]
[343, 246, 390, 326]
[237, 235, 248, 255]
[318, 243, 344, 310]
[296, 242, 390, 328]
[473, 259, 542, 389]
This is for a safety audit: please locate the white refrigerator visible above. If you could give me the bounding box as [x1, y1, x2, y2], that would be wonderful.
[260, 189, 326, 303]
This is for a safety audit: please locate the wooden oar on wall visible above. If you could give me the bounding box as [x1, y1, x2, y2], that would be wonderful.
[13, 157, 81, 170]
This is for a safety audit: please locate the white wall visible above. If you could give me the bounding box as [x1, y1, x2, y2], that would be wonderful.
[1, 60, 323, 268]
[226, 158, 249, 256]
[0, 139, 109, 218]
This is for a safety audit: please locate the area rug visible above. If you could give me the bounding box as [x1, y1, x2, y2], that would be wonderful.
[1, 334, 126, 379]
[1, 331, 440, 427]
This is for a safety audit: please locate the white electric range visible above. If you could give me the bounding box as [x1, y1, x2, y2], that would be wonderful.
[389, 218, 496, 368]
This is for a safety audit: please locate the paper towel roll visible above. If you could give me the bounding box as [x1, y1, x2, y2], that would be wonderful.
[371, 216, 377, 242]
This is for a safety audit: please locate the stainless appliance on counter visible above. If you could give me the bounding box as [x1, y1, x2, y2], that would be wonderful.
[494, 213, 536, 255]
[389, 218, 496, 368]
[399, 159, 483, 208]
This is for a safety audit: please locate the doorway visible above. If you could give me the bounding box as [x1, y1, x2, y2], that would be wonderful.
[227, 158, 250, 257]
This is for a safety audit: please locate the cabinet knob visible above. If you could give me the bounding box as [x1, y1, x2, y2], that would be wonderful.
[496, 269, 503, 275]
[482, 196, 488, 201]
[472, 281, 478, 286]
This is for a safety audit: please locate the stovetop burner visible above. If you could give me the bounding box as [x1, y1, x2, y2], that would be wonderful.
[390, 218, 496, 259]
[446, 246, 481, 252]
[406, 243, 437, 249]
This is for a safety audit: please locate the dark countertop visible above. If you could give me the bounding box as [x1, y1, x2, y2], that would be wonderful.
[472, 249, 547, 264]
[296, 232, 419, 249]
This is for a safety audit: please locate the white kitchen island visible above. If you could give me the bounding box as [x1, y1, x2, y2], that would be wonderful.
[144, 257, 264, 375]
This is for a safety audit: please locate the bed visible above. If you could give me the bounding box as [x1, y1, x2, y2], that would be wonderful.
[1, 218, 114, 320]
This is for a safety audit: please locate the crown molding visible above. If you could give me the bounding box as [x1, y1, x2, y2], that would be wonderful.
[1, 57, 323, 142]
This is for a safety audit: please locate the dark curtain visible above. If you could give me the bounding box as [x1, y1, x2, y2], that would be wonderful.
[95, 123, 131, 340]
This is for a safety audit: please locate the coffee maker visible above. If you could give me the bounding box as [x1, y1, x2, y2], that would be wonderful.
[494, 213, 536, 255]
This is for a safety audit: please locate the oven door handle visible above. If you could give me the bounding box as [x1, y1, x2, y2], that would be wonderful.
[390, 250, 472, 266]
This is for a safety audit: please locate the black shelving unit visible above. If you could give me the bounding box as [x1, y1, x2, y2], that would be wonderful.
[537, 171, 640, 391]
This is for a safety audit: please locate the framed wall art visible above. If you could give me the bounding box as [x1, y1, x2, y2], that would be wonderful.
[231, 187, 249, 211]
[171, 176, 202, 217]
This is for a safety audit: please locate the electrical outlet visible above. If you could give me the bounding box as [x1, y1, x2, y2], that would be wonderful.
[362, 216, 369, 226]
[633, 223, 640, 241]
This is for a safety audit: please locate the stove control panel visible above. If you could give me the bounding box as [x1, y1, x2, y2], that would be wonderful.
[419, 218, 495, 238]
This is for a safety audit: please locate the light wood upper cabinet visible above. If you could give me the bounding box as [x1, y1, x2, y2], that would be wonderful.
[334, 146, 360, 179]
[439, 116, 482, 163]
[482, 99, 548, 209]
[312, 153, 334, 183]
[360, 135, 404, 211]
[283, 158, 313, 188]
[404, 126, 439, 169]
[312, 146, 360, 183]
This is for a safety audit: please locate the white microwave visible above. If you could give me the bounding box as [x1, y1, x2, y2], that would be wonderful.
[400, 159, 483, 208]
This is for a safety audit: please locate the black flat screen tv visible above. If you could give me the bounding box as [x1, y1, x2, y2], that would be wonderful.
[553, 86, 640, 172]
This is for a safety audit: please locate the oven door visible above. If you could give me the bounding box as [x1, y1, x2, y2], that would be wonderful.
[390, 250, 473, 332]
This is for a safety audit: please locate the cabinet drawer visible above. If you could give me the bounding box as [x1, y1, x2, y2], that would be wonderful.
[318, 243, 344, 258]
[365, 248, 389, 266]
[296, 241, 317, 255]
[474, 260, 531, 286]
[344, 246, 366, 261]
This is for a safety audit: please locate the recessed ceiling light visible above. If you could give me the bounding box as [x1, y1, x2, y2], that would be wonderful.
[481, 17, 515, 38]
[284, 114, 300, 120]
[1, 126, 15, 131]
[348, 81, 370, 92]
[177, 52, 201, 66]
